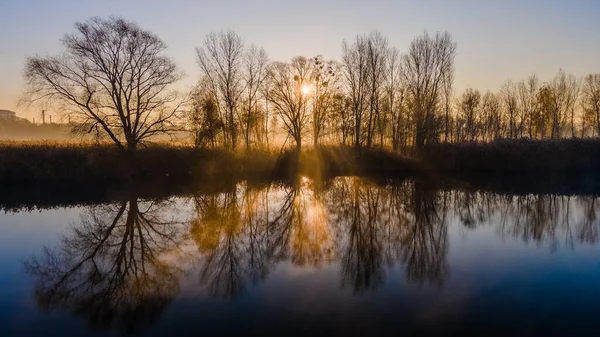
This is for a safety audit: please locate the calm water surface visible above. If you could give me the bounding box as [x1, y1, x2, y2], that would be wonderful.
[1, 177, 600, 336]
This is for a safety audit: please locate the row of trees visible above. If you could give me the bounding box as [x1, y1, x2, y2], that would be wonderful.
[453, 71, 600, 143]
[192, 29, 458, 151]
[195, 29, 600, 151]
[23, 17, 600, 153]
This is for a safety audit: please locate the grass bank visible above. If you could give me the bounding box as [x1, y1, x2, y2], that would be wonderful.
[420, 138, 600, 171]
[0, 138, 599, 187]
[0, 142, 422, 185]
[2, 139, 600, 210]
[0, 141, 276, 185]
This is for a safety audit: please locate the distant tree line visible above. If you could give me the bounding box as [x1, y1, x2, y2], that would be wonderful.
[22, 16, 600, 153]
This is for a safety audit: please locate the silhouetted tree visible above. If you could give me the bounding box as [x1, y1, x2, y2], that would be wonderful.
[365, 32, 389, 147]
[518, 74, 540, 139]
[402, 31, 457, 150]
[500, 80, 520, 139]
[241, 45, 269, 149]
[342, 35, 370, 148]
[384, 47, 407, 150]
[23, 17, 184, 152]
[480, 91, 502, 141]
[196, 30, 245, 150]
[582, 73, 600, 136]
[189, 81, 223, 148]
[458, 88, 481, 141]
[548, 70, 578, 138]
[310, 56, 340, 147]
[267, 57, 312, 149]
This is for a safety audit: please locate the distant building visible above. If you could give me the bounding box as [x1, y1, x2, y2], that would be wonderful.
[0, 110, 17, 120]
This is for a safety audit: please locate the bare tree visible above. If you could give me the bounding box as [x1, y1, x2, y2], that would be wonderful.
[384, 47, 406, 150]
[189, 80, 223, 148]
[582, 73, 600, 136]
[443, 70, 454, 143]
[458, 88, 481, 141]
[365, 32, 389, 147]
[330, 93, 353, 146]
[548, 69, 575, 138]
[564, 74, 580, 138]
[241, 45, 269, 149]
[23, 17, 184, 152]
[267, 57, 312, 150]
[480, 91, 502, 141]
[402, 31, 457, 150]
[500, 80, 520, 139]
[341, 35, 369, 148]
[311, 56, 340, 147]
[196, 30, 244, 150]
[517, 74, 539, 138]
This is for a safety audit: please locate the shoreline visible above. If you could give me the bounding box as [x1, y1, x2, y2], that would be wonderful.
[0, 139, 599, 197]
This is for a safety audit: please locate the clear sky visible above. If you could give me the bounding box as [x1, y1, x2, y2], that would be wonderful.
[1, 0, 599, 120]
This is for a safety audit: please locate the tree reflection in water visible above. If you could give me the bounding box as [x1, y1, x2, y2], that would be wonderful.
[23, 177, 600, 334]
[191, 179, 336, 299]
[453, 191, 600, 250]
[328, 178, 448, 291]
[191, 177, 449, 296]
[190, 177, 600, 297]
[24, 192, 188, 332]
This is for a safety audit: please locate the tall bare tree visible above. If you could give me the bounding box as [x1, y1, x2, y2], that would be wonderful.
[267, 57, 312, 149]
[196, 30, 244, 150]
[342, 35, 369, 148]
[442, 70, 454, 143]
[548, 69, 575, 138]
[23, 17, 184, 152]
[500, 80, 520, 139]
[402, 31, 457, 150]
[189, 80, 223, 148]
[582, 73, 600, 136]
[564, 73, 580, 138]
[311, 56, 339, 147]
[458, 88, 481, 141]
[365, 32, 389, 147]
[480, 91, 502, 141]
[517, 74, 539, 138]
[384, 47, 406, 151]
[241, 45, 269, 149]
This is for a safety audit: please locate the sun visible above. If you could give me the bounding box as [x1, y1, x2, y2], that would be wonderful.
[302, 85, 311, 96]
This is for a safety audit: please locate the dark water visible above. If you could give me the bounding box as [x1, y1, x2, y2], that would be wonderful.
[2, 176, 600, 336]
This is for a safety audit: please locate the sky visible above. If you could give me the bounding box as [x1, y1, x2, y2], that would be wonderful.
[1, 0, 599, 120]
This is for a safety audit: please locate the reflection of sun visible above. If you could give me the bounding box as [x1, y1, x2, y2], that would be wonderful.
[302, 85, 311, 96]
[301, 176, 310, 184]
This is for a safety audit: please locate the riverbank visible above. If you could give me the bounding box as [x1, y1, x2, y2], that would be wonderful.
[0, 141, 423, 185]
[0, 138, 599, 186]
[421, 138, 600, 171]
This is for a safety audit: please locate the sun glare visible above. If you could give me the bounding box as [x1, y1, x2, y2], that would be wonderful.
[301, 85, 311, 96]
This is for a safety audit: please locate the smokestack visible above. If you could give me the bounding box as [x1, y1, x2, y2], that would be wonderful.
[41, 110, 46, 124]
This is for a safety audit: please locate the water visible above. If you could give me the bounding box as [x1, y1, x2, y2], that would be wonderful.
[2, 176, 600, 336]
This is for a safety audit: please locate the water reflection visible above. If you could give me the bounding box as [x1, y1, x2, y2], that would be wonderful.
[453, 192, 600, 250]
[330, 178, 448, 291]
[22, 177, 600, 333]
[189, 178, 450, 295]
[24, 193, 187, 332]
